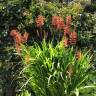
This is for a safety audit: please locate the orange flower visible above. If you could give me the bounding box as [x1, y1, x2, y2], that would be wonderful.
[64, 26, 70, 36]
[15, 43, 21, 53]
[10, 29, 22, 44]
[10, 30, 29, 53]
[64, 37, 69, 47]
[22, 32, 29, 43]
[66, 16, 71, 26]
[75, 50, 82, 60]
[52, 16, 65, 29]
[10, 29, 18, 37]
[52, 16, 58, 26]
[15, 32, 29, 52]
[70, 31, 77, 45]
[36, 15, 45, 27]
[15, 32, 22, 44]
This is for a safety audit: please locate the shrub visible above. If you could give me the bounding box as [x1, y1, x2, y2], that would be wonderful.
[84, 4, 96, 13]
[77, 12, 96, 47]
[20, 40, 96, 96]
[0, 47, 24, 96]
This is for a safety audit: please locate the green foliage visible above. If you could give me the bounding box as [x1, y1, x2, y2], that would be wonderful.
[84, 3, 96, 13]
[18, 90, 31, 96]
[26, 2, 83, 25]
[77, 12, 96, 47]
[0, 0, 31, 36]
[0, 47, 25, 96]
[21, 40, 96, 96]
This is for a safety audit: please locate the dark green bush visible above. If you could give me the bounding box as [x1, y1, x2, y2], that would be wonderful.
[84, 4, 96, 13]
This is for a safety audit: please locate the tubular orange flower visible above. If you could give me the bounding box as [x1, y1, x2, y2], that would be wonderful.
[15, 43, 21, 53]
[66, 16, 71, 27]
[52, 16, 65, 29]
[10, 29, 18, 37]
[64, 26, 70, 36]
[22, 32, 29, 43]
[52, 16, 58, 26]
[70, 31, 77, 45]
[63, 37, 69, 47]
[57, 20, 65, 29]
[36, 15, 45, 27]
[10, 30, 29, 53]
[15, 32, 22, 44]
[75, 50, 82, 60]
